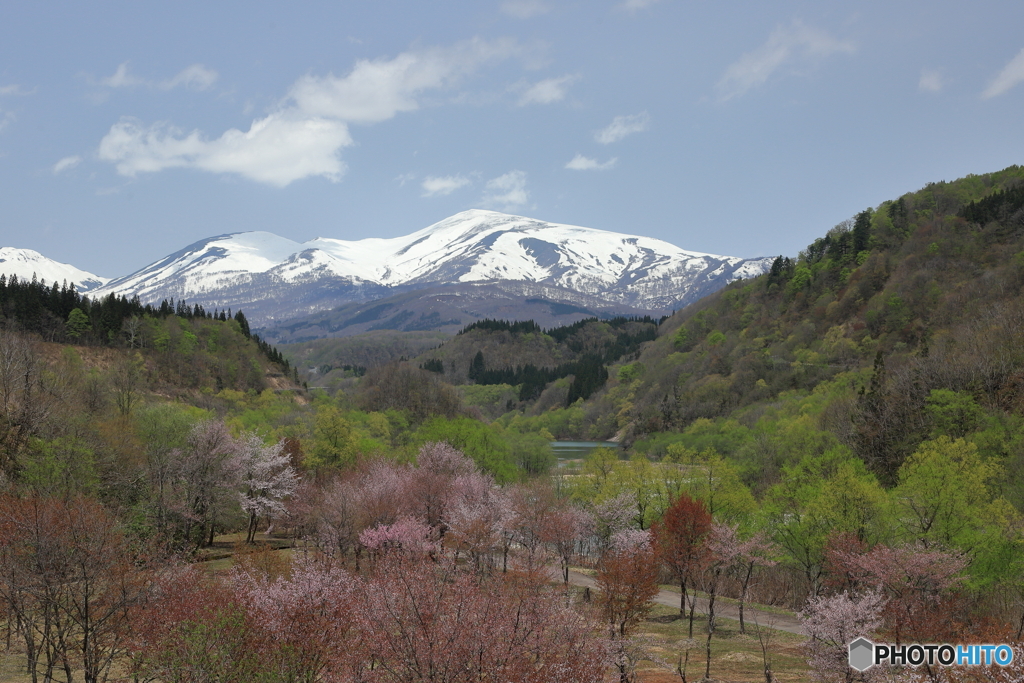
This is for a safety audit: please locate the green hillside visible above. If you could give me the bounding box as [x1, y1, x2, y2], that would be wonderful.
[577, 165, 1024, 492]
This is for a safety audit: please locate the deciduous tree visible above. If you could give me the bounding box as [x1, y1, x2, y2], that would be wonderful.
[652, 492, 712, 635]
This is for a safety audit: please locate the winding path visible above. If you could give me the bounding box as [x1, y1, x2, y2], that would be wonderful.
[563, 569, 808, 636]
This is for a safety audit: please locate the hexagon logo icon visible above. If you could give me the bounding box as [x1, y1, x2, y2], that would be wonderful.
[849, 637, 874, 672]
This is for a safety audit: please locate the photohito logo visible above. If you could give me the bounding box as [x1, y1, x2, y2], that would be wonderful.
[848, 638, 1014, 671]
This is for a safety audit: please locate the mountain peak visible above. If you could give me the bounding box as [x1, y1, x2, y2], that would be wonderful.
[0, 247, 110, 293]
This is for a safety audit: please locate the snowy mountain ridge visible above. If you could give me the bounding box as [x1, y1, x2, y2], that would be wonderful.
[0, 247, 110, 293]
[89, 210, 771, 324]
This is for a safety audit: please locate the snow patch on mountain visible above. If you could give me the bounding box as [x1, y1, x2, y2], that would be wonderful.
[0, 247, 110, 293]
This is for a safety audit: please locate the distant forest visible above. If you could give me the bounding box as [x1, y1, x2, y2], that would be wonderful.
[0, 273, 290, 370]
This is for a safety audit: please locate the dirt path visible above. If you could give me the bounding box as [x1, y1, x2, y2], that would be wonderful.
[564, 569, 807, 636]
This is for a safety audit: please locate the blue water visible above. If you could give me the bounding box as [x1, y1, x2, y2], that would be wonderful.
[550, 440, 623, 461]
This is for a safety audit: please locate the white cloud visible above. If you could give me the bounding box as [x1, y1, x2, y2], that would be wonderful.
[565, 154, 617, 170]
[501, 0, 550, 18]
[98, 114, 352, 187]
[422, 174, 471, 196]
[101, 62, 146, 88]
[919, 69, 944, 93]
[0, 85, 30, 96]
[517, 75, 576, 105]
[482, 170, 528, 209]
[620, 0, 662, 11]
[161, 64, 219, 91]
[97, 39, 526, 187]
[289, 37, 521, 124]
[53, 156, 82, 174]
[715, 20, 855, 101]
[0, 110, 13, 134]
[595, 111, 649, 144]
[982, 48, 1024, 99]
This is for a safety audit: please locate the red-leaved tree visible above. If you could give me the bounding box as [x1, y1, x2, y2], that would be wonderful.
[651, 492, 712, 636]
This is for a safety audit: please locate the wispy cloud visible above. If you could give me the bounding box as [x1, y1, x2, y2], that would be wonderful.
[101, 62, 147, 88]
[422, 174, 471, 196]
[482, 170, 528, 209]
[516, 75, 577, 105]
[161, 64, 219, 91]
[0, 84, 32, 96]
[98, 39, 525, 187]
[289, 37, 522, 123]
[620, 0, 662, 12]
[53, 156, 82, 174]
[715, 20, 855, 101]
[595, 111, 649, 144]
[500, 0, 550, 19]
[565, 154, 616, 170]
[982, 47, 1024, 99]
[101, 62, 219, 91]
[918, 69, 944, 93]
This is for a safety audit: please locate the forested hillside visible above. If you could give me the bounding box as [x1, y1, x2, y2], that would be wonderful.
[579, 166, 1024, 483]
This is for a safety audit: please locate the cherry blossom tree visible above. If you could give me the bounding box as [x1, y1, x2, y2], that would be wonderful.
[360, 554, 609, 683]
[547, 504, 594, 585]
[408, 441, 476, 529]
[359, 516, 438, 559]
[699, 522, 745, 680]
[231, 554, 362, 681]
[832, 542, 968, 644]
[171, 419, 239, 549]
[234, 432, 298, 543]
[734, 530, 779, 633]
[444, 470, 503, 573]
[592, 491, 636, 554]
[504, 481, 560, 575]
[799, 588, 886, 683]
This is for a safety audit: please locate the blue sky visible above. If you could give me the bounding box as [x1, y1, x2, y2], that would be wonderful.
[2, 1, 1023, 278]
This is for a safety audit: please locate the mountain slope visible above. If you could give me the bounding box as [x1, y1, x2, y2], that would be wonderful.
[91, 210, 771, 325]
[260, 280, 664, 343]
[0, 247, 110, 293]
[572, 165, 1024, 487]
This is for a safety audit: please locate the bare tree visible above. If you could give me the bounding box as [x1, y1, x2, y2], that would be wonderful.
[109, 352, 145, 417]
[0, 330, 70, 480]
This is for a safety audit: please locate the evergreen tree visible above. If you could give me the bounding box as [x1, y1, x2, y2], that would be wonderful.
[468, 350, 485, 380]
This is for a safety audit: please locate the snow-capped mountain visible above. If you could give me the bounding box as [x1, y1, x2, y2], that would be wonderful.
[91, 210, 772, 325]
[0, 247, 110, 293]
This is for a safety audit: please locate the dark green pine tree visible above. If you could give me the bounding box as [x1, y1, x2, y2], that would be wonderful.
[468, 350, 485, 381]
[853, 209, 872, 253]
[234, 310, 251, 338]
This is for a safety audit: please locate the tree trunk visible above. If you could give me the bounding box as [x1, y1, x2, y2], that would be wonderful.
[246, 513, 258, 544]
[687, 590, 697, 638]
[704, 569, 720, 681]
[739, 561, 754, 634]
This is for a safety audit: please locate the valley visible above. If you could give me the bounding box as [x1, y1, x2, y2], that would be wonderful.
[2, 166, 1024, 682]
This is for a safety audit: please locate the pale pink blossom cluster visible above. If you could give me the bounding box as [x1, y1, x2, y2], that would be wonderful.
[291, 442, 598, 578]
[800, 589, 887, 683]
